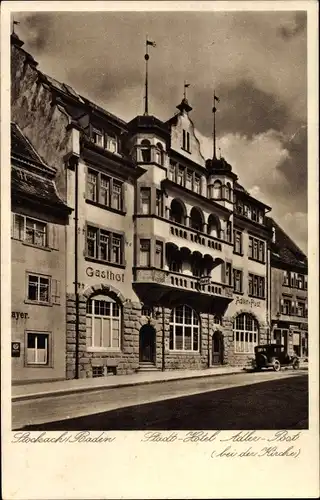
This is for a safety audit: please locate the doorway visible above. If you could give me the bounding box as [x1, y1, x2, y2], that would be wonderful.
[212, 331, 223, 365]
[139, 324, 156, 362]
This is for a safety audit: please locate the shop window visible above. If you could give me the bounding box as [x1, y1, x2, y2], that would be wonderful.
[169, 305, 199, 351]
[86, 226, 123, 265]
[233, 229, 242, 254]
[12, 213, 47, 248]
[26, 332, 49, 365]
[233, 269, 243, 293]
[139, 239, 151, 267]
[86, 169, 123, 211]
[86, 295, 121, 350]
[234, 313, 258, 354]
[140, 188, 151, 214]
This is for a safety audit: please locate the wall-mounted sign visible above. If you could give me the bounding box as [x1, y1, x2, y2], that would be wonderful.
[86, 266, 124, 283]
[199, 276, 211, 286]
[12, 311, 29, 320]
[235, 297, 261, 308]
[11, 342, 21, 357]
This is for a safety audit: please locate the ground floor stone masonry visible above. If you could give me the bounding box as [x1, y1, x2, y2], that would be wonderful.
[66, 285, 270, 379]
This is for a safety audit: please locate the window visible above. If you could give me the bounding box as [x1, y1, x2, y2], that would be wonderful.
[92, 127, 104, 148]
[105, 132, 118, 153]
[86, 295, 121, 350]
[194, 175, 201, 194]
[186, 131, 190, 152]
[86, 170, 123, 211]
[140, 139, 151, 163]
[155, 142, 164, 165]
[156, 190, 163, 217]
[169, 305, 199, 351]
[186, 170, 193, 190]
[283, 270, 290, 286]
[26, 332, 49, 365]
[169, 161, 176, 181]
[225, 263, 232, 286]
[225, 182, 232, 201]
[177, 166, 185, 186]
[226, 221, 232, 242]
[182, 130, 190, 151]
[170, 199, 186, 225]
[244, 204, 251, 218]
[169, 260, 181, 273]
[248, 274, 265, 299]
[190, 207, 203, 232]
[296, 274, 304, 289]
[155, 241, 163, 268]
[86, 226, 123, 264]
[234, 313, 258, 353]
[281, 299, 291, 315]
[297, 301, 306, 317]
[249, 236, 265, 263]
[27, 274, 50, 303]
[233, 230, 242, 254]
[92, 366, 105, 378]
[140, 188, 151, 214]
[233, 269, 243, 293]
[251, 207, 258, 222]
[213, 180, 222, 199]
[139, 239, 151, 267]
[258, 211, 264, 224]
[207, 215, 220, 238]
[12, 214, 47, 247]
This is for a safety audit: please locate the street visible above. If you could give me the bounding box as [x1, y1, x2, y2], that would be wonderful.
[13, 371, 308, 430]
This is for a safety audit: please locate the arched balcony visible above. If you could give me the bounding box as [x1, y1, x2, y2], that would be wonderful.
[189, 206, 204, 232]
[169, 198, 187, 225]
[165, 243, 221, 279]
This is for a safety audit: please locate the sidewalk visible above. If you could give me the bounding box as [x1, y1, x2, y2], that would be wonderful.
[12, 366, 245, 402]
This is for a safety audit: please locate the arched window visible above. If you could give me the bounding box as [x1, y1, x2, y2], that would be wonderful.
[190, 207, 204, 232]
[233, 313, 259, 354]
[155, 142, 164, 165]
[140, 139, 151, 163]
[213, 180, 222, 199]
[207, 214, 220, 238]
[169, 305, 199, 351]
[86, 295, 121, 350]
[170, 199, 186, 225]
[225, 182, 232, 201]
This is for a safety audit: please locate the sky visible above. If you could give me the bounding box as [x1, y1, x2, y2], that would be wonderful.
[14, 8, 308, 253]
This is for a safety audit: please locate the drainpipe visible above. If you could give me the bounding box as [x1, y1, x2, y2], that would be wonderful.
[207, 313, 210, 368]
[161, 306, 165, 371]
[74, 157, 80, 379]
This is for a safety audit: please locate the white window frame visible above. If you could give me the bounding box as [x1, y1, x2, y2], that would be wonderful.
[86, 296, 121, 351]
[26, 332, 50, 365]
[86, 226, 123, 264]
[26, 273, 50, 304]
[169, 305, 200, 352]
[12, 213, 47, 247]
[234, 314, 258, 354]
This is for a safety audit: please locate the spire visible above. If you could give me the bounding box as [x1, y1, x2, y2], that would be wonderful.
[11, 17, 24, 47]
[212, 91, 220, 159]
[176, 81, 192, 113]
[144, 37, 156, 115]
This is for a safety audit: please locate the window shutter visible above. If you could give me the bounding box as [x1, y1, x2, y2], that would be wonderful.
[290, 272, 296, 287]
[291, 300, 296, 315]
[122, 183, 127, 213]
[11, 213, 24, 240]
[51, 279, 61, 305]
[304, 275, 308, 290]
[48, 224, 59, 250]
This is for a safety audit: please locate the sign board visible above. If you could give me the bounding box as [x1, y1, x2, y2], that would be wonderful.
[11, 342, 21, 357]
[199, 276, 211, 286]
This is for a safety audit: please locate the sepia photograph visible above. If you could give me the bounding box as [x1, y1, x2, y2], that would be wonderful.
[1, 1, 319, 499]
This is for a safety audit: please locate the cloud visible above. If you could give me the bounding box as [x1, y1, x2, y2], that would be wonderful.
[278, 12, 307, 40]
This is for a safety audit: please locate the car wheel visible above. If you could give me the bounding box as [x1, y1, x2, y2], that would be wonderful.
[293, 358, 300, 370]
[273, 359, 281, 372]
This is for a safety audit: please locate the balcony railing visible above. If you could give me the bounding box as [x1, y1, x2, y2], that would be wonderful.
[169, 224, 223, 251]
[134, 268, 233, 299]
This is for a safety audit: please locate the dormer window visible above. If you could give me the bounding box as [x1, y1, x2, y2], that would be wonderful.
[105, 132, 118, 154]
[141, 139, 151, 163]
[92, 127, 104, 148]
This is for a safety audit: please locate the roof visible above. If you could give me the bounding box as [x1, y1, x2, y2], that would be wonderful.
[234, 182, 250, 195]
[267, 217, 307, 269]
[11, 123, 70, 213]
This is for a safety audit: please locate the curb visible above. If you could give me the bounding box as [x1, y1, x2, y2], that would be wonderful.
[12, 369, 245, 403]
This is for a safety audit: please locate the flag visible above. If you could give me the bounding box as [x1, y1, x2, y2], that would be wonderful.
[13, 20, 20, 25]
[184, 82, 190, 88]
[214, 94, 220, 102]
[146, 40, 156, 47]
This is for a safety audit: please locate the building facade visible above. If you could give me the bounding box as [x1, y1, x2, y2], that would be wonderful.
[11, 123, 71, 383]
[11, 32, 306, 381]
[268, 218, 308, 358]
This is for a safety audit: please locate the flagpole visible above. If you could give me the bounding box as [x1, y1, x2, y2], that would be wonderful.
[144, 36, 149, 115]
[213, 92, 217, 159]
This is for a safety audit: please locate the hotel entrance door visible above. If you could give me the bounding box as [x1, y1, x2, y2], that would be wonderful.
[139, 324, 156, 362]
[212, 331, 223, 365]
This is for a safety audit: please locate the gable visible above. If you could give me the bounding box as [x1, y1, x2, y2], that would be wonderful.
[169, 112, 205, 167]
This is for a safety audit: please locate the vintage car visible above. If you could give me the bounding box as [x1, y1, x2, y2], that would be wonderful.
[254, 344, 300, 371]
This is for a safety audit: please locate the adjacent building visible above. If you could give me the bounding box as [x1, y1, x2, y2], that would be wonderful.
[11, 122, 71, 383]
[10, 31, 307, 381]
[268, 218, 308, 358]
